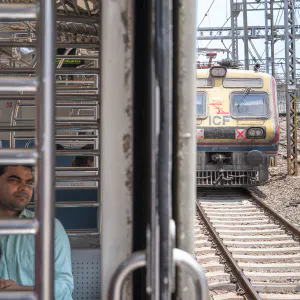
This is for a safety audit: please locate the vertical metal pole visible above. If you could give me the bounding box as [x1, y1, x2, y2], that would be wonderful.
[96, 0, 102, 240]
[173, 0, 196, 298]
[231, 0, 239, 64]
[101, 0, 134, 299]
[243, 0, 249, 70]
[284, 0, 298, 175]
[270, 0, 278, 167]
[270, 0, 275, 77]
[95, 61, 101, 240]
[231, 0, 237, 63]
[35, 0, 56, 298]
[155, 0, 173, 298]
[265, 0, 270, 73]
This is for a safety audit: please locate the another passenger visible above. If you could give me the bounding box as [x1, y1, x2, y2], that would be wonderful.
[71, 144, 94, 167]
[0, 165, 74, 299]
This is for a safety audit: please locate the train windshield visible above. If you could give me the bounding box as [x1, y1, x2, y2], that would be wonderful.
[196, 92, 206, 117]
[231, 92, 269, 118]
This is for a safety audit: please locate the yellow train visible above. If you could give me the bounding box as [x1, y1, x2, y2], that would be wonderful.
[196, 61, 279, 187]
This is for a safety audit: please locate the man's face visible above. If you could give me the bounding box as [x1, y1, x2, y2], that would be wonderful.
[0, 166, 33, 213]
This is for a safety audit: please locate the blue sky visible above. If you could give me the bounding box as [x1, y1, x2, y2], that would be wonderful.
[196, 0, 300, 78]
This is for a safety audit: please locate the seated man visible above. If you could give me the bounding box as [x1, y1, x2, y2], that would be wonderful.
[0, 165, 74, 299]
[71, 144, 94, 168]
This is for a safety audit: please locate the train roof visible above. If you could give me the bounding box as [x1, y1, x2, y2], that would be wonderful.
[196, 68, 273, 80]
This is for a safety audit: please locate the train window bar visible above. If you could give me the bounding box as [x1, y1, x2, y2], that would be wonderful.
[0, 0, 56, 299]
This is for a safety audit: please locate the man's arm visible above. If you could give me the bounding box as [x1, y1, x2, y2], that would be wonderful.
[54, 219, 74, 300]
[0, 279, 33, 290]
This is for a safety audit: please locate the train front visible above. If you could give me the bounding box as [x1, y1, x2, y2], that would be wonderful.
[196, 65, 279, 187]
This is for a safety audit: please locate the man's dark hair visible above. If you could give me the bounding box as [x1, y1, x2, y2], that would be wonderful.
[72, 144, 94, 167]
[0, 165, 33, 177]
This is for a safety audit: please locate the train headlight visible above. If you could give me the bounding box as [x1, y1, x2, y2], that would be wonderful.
[247, 150, 264, 166]
[247, 127, 265, 139]
[210, 66, 227, 78]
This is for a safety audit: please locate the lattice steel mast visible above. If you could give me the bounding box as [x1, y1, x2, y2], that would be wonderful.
[284, 0, 298, 175]
[243, 0, 249, 70]
[231, 0, 241, 63]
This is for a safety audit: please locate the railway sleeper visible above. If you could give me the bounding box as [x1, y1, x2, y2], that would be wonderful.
[203, 207, 258, 213]
[217, 228, 285, 235]
[210, 292, 244, 300]
[210, 219, 271, 225]
[256, 293, 300, 300]
[235, 254, 300, 263]
[205, 211, 264, 216]
[244, 271, 300, 280]
[220, 234, 293, 241]
[213, 224, 279, 230]
[203, 271, 231, 284]
[224, 240, 299, 248]
[253, 282, 300, 293]
[239, 263, 300, 272]
[208, 215, 269, 220]
[228, 246, 300, 255]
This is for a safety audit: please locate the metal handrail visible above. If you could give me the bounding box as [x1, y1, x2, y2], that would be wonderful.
[0, 4, 37, 21]
[0, 95, 99, 100]
[0, 68, 100, 75]
[0, 291, 37, 300]
[0, 124, 99, 131]
[108, 249, 209, 300]
[27, 201, 99, 208]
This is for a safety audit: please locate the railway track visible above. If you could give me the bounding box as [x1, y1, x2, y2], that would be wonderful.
[195, 188, 300, 300]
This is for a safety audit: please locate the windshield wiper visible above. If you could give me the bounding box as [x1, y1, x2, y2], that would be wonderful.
[237, 87, 252, 112]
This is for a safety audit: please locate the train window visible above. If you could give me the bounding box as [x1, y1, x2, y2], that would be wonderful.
[196, 78, 213, 88]
[230, 92, 269, 119]
[196, 92, 207, 118]
[223, 78, 263, 88]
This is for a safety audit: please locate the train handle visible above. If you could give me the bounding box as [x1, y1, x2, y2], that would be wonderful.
[108, 249, 209, 300]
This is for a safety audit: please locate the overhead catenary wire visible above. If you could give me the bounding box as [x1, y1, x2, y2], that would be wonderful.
[197, 0, 216, 29]
[203, 14, 232, 49]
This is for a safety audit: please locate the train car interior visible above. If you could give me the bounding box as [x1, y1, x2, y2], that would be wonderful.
[0, 0, 209, 299]
[0, 94, 101, 300]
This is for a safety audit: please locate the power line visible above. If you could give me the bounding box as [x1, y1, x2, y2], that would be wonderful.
[203, 14, 232, 49]
[197, 0, 216, 29]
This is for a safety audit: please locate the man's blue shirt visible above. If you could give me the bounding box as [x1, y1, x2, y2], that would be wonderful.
[0, 209, 74, 299]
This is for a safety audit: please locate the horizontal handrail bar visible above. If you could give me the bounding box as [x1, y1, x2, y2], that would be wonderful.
[56, 167, 98, 171]
[0, 149, 38, 164]
[55, 185, 98, 190]
[0, 77, 37, 92]
[56, 176, 99, 182]
[14, 136, 97, 141]
[0, 4, 37, 21]
[56, 55, 98, 60]
[0, 95, 98, 101]
[0, 42, 99, 48]
[28, 201, 99, 208]
[0, 219, 39, 235]
[0, 68, 99, 75]
[0, 291, 37, 300]
[14, 119, 97, 124]
[17, 103, 97, 108]
[0, 124, 99, 131]
[56, 150, 99, 155]
[66, 229, 99, 236]
[56, 14, 99, 23]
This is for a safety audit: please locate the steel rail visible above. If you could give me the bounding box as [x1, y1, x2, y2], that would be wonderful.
[196, 201, 262, 300]
[246, 189, 300, 239]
